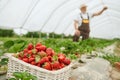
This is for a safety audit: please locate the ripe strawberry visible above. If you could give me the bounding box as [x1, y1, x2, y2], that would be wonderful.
[35, 46, 41, 51]
[38, 59, 45, 64]
[28, 50, 33, 54]
[31, 61, 36, 65]
[37, 63, 41, 67]
[35, 43, 42, 47]
[48, 56, 52, 62]
[58, 55, 66, 63]
[27, 43, 34, 50]
[58, 53, 66, 58]
[22, 58, 29, 63]
[38, 57, 49, 65]
[63, 58, 71, 65]
[38, 51, 47, 58]
[23, 53, 28, 58]
[39, 45, 46, 51]
[31, 54, 36, 58]
[43, 57, 49, 62]
[60, 63, 65, 68]
[52, 61, 60, 70]
[29, 57, 35, 62]
[23, 48, 28, 53]
[43, 62, 52, 70]
[46, 48, 55, 57]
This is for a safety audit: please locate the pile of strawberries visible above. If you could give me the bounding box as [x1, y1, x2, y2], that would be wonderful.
[16, 43, 71, 71]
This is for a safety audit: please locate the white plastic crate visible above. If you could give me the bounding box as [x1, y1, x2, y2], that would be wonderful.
[5, 54, 72, 80]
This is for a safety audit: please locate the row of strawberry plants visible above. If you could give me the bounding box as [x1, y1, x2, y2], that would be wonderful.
[0, 38, 117, 57]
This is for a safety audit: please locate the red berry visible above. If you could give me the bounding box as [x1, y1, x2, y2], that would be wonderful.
[23, 48, 28, 53]
[35, 43, 42, 47]
[28, 50, 33, 54]
[48, 56, 52, 62]
[23, 53, 28, 58]
[63, 58, 71, 65]
[22, 58, 29, 63]
[60, 63, 65, 68]
[58, 53, 66, 57]
[31, 61, 36, 65]
[31, 54, 36, 58]
[27, 43, 34, 50]
[29, 57, 35, 62]
[38, 57, 49, 65]
[52, 61, 60, 70]
[39, 45, 46, 51]
[37, 63, 41, 67]
[35, 46, 41, 51]
[46, 48, 54, 56]
[43, 62, 52, 70]
[58, 55, 66, 63]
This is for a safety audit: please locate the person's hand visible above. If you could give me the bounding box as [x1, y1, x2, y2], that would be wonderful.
[75, 29, 80, 36]
[103, 6, 108, 11]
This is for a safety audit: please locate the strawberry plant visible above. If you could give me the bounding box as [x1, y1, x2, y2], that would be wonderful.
[43, 38, 116, 55]
[0, 58, 8, 66]
[0, 58, 8, 72]
[3, 39, 27, 53]
[9, 72, 37, 80]
[100, 54, 120, 66]
[0, 37, 117, 58]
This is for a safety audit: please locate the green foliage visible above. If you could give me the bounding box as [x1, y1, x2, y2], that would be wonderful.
[78, 38, 116, 53]
[67, 54, 77, 60]
[114, 39, 120, 54]
[25, 32, 39, 38]
[0, 49, 4, 56]
[49, 33, 62, 38]
[0, 58, 8, 66]
[4, 40, 14, 48]
[0, 37, 117, 57]
[9, 78, 16, 80]
[8, 42, 25, 53]
[101, 54, 120, 66]
[0, 29, 14, 37]
[43, 38, 115, 55]
[3, 39, 27, 53]
[9, 72, 37, 80]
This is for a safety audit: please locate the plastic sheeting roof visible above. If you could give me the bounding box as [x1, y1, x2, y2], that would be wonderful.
[0, 0, 120, 39]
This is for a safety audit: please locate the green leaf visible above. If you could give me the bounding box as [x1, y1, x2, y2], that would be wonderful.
[21, 71, 29, 78]
[9, 78, 16, 80]
[8, 42, 25, 53]
[4, 40, 14, 48]
[14, 39, 25, 43]
[13, 72, 23, 79]
[1, 58, 8, 62]
[0, 49, 4, 56]
[30, 76, 37, 80]
[23, 77, 32, 80]
[0, 58, 8, 65]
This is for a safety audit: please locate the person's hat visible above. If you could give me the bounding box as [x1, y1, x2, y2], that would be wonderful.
[80, 4, 87, 9]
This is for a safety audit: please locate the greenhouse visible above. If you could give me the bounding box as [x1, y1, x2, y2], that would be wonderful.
[0, 0, 120, 80]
